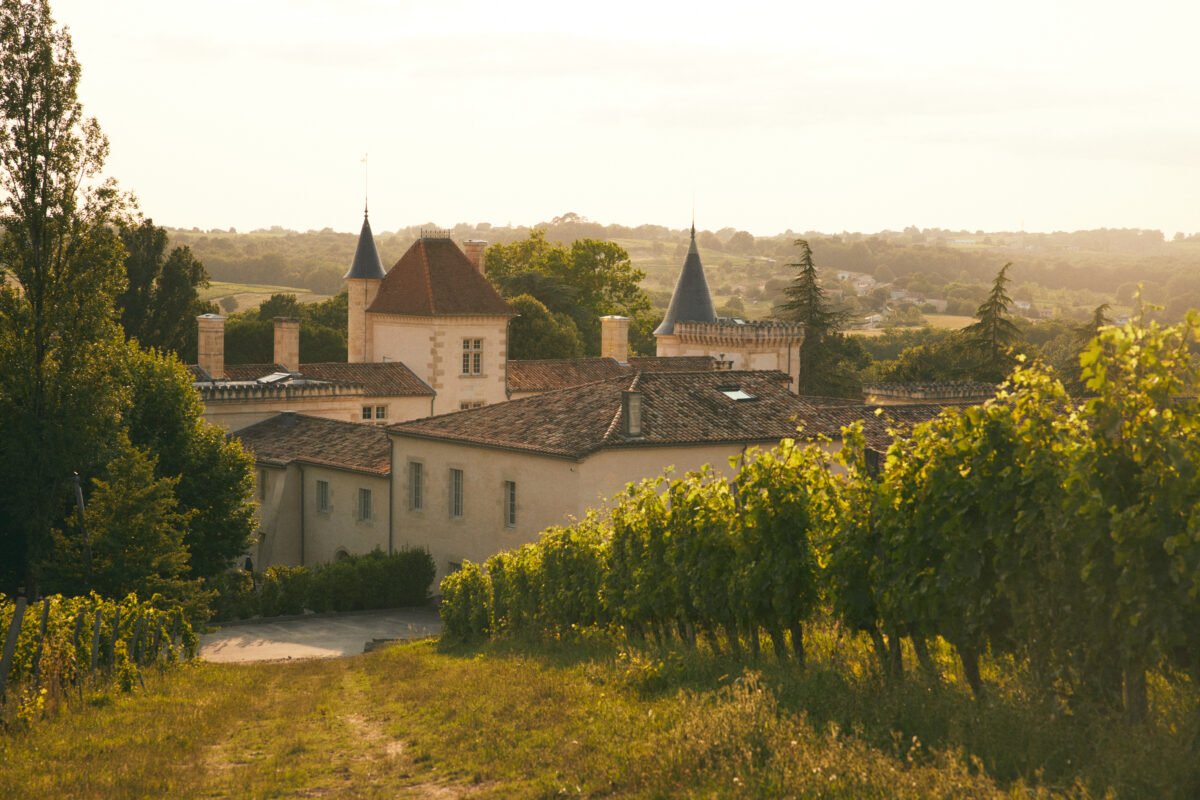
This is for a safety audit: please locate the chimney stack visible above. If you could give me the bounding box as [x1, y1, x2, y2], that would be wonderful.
[197, 314, 225, 380]
[600, 315, 630, 363]
[462, 240, 488, 274]
[622, 390, 643, 438]
[274, 317, 300, 372]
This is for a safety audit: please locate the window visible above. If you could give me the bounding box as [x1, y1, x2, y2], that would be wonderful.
[258, 470, 267, 500]
[504, 481, 516, 527]
[449, 468, 464, 518]
[375, 405, 387, 420]
[459, 401, 485, 410]
[361, 406, 373, 420]
[409, 461, 423, 511]
[717, 385, 756, 401]
[357, 488, 372, 522]
[316, 480, 330, 512]
[461, 338, 482, 375]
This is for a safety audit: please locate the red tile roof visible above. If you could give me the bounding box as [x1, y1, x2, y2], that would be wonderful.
[234, 413, 391, 475]
[506, 355, 720, 393]
[507, 358, 627, 393]
[187, 363, 288, 382]
[368, 238, 515, 317]
[296, 362, 433, 397]
[188, 362, 433, 397]
[628, 356, 720, 372]
[391, 370, 836, 460]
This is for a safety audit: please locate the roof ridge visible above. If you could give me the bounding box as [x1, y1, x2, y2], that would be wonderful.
[420, 241, 435, 311]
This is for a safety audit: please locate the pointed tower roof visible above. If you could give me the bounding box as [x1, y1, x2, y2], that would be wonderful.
[654, 224, 716, 335]
[368, 236, 515, 317]
[344, 213, 386, 280]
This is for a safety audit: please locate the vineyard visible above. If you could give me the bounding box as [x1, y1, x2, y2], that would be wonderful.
[0, 593, 196, 729]
[442, 314, 1200, 722]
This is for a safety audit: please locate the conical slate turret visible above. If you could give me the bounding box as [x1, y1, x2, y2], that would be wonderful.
[344, 213, 386, 280]
[654, 224, 716, 335]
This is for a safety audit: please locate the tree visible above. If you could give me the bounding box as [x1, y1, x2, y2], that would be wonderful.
[0, 0, 128, 593]
[484, 230, 650, 355]
[44, 433, 205, 611]
[118, 218, 214, 359]
[963, 262, 1023, 381]
[726, 230, 755, 254]
[774, 239, 861, 396]
[223, 291, 348, 364]
[506, 294, 583, 360]
[119, 344, 256, 579]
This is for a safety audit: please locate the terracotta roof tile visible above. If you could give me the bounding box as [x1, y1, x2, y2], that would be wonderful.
[506, 356, 719, 393]
[188, 361, 433, 398]
[234, 413, 391, 475]
[507, 358, 627, 393]
[297, 362, 434, 397]
[368, 238, 515, 317]
[627, 356, 719, 372]
[391, 370, 834, 460]
[185, 363, 288, 382]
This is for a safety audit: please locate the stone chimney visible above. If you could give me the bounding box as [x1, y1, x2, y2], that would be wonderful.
[197, 314, 225, 380]
[462, 240, 488, 274]
[621, 390, 643, 438]
[274, 317, 300, 372]
[600, 315, 630, 363]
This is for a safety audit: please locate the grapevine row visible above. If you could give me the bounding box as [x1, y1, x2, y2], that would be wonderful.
[441, 316, 1200, 716]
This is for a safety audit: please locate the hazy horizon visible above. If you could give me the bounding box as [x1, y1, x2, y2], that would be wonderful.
[51, 0, 1200, 238]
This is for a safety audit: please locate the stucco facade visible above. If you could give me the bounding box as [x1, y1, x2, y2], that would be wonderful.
[367, 314, 511, 415]
[202, 388, 431, 432]
[388, 434, 801, 580]
[254, 463, 391, 568]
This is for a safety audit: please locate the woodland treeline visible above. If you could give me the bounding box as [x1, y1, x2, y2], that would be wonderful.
[169, 215, 1200, 324]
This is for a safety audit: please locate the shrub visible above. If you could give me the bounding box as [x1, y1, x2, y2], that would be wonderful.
[207, 548, 436, 621]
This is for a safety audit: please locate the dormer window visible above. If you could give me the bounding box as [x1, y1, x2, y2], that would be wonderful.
[718, 386, 756, 401]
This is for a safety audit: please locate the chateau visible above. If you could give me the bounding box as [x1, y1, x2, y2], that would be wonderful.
[201, 215, 953, 578]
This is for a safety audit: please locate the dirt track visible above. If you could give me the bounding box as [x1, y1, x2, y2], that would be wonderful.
[198, 606, 442, 663]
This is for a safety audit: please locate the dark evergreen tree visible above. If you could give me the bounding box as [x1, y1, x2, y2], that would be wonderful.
[774, 239, 862, 396]
[963, 262, 1023, 381]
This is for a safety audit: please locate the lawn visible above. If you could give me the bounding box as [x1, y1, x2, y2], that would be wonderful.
[3, 626, 1195, 798]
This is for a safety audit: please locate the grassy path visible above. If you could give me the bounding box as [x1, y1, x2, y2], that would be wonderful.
[1, 638, 1192, 798]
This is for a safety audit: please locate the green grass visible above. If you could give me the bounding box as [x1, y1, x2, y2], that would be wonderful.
[200, 281, 330, 314]
[2, 628, 1196, 798]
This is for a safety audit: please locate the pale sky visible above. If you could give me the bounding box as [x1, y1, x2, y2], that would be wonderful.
[50, 0, 1200, 237]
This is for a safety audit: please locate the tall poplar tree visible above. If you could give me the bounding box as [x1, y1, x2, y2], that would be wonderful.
[0, 0, 127, 593]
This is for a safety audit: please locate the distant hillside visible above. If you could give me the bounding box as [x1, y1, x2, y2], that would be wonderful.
[167, 219, 1200, 326]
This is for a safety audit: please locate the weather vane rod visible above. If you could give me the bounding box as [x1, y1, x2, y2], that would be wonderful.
[362, 153, 369, 216]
